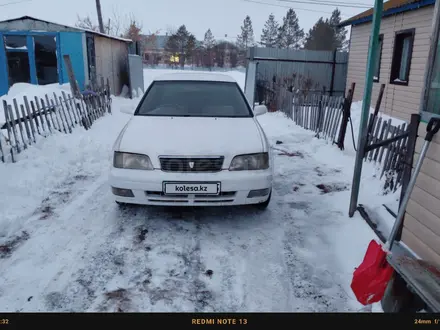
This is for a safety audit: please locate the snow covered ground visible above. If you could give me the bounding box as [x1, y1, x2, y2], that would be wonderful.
[0, 68, 396, 312]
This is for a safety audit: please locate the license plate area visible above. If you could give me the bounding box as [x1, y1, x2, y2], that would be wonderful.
[163, 182, 221, 195]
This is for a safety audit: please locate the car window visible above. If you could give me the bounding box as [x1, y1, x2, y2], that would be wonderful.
[135, 80, 253, 117]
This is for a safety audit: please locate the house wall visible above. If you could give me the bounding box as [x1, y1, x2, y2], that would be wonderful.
[0, 18, 87, 94]
[346, 5, 434, 121]
[94, 36, 129, 95]
[0, 36, 7, 96]
[346, 5, 440, 266]
[402, 122, 440, 265]
[58, 32, 86, 90]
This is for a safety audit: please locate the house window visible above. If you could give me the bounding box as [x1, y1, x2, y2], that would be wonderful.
[424, 32, 440, 115]
[373, 35, 383, 82]
[390, 29, 415, 85]
[3, 35, 27, 50]
[33, 36, 58, 85]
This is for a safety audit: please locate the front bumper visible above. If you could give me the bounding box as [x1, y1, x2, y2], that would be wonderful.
[109, 167, 273, 206]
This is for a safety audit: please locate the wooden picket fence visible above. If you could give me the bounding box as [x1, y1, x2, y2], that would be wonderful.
[363, 113, 410, 192]
[0, 79, 112, 163]
[293, 93, 346, 142]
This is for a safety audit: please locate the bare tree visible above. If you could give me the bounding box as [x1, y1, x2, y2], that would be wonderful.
[105, 8, 123, 36]
[123, 13, 143, 41]
[75, 15, 98, 31]
[75, 10, 142, 38]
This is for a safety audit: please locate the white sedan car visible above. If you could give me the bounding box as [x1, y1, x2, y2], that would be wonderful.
[109, 72, 274, 209]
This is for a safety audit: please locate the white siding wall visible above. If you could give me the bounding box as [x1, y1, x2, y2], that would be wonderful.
[347, 5, 434, 121]
[346, 5, 440, 266]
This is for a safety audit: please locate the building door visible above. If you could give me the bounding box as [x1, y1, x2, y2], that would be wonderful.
[33, 35, 58, 85]
[3, 35, 31, 87]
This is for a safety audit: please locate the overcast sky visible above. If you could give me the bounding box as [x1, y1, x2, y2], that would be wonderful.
[0, 0, 375, 41]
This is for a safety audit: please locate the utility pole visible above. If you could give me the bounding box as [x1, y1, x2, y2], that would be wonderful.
[348, 0, 384, 217]
[95, 0, 105, 34]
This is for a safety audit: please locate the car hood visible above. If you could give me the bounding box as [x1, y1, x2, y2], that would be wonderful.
[117, 116, 265, 168]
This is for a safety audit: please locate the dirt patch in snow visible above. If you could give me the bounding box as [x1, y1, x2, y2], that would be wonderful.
[316, 183, 349, 194]
[0, 230, 30, 258]
[275, 148, 304, 158]
[103, 288, 132, 312]
[135, 227, 148, 243]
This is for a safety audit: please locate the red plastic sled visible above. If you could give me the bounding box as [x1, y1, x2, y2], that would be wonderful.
[351, 240, 394, 305]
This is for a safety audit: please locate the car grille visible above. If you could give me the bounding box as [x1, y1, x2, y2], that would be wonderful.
[159, 156, 224, 172]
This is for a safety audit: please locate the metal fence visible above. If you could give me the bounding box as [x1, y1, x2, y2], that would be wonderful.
[0, 79, 112, 163]
[249, 47, 349, 98]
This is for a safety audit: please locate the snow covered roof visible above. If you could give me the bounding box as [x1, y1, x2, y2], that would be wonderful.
[153, 72, 237, 83]
[0, 16, 132, 43]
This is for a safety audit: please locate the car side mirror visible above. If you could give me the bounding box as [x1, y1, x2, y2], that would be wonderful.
[254, 105, 268, 116]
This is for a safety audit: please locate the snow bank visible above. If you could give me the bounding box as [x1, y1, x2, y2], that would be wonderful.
[342, 101, 404, 239]
[0, 94, 140, 239]
[0, 83, 72, 125]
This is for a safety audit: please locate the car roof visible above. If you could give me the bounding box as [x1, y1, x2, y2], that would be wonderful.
[153, 72, 237, 83]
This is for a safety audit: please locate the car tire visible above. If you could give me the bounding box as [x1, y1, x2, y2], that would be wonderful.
[381, 272, 424, 312]
[115, 201, 131, 209]
[254, 191, 271, 210]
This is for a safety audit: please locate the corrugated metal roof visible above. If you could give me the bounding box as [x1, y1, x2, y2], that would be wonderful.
[0, 16, 132, 42]
[339, 0, 435, 27]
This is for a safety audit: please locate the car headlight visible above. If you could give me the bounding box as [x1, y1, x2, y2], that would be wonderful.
[113, 152, 154, 170]
[229, 152, 269, 171]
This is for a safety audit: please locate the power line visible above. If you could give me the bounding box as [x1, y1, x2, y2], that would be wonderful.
[0, 0, 32, 7]
[301, 0, 372, 6]
[277, 0, 371, 9]
[242, 0, 336, 14]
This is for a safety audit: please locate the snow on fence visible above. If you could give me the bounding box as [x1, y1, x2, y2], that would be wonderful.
[0, 78, 112, 163]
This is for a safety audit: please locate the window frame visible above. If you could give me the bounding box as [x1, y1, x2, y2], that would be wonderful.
[389, 28, 416, 86]
[373, 34, 384, 83]
[421, 24, 440, 121]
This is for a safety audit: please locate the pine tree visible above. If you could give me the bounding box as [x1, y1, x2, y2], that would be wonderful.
[165, 25, 196, 67]
[260, 13, 279, 48]
[236, 15, 255, 50]
[203, 29, 216, 69]
[329, 8, 348, 50]
[203, 28, 216, 50]
[277, 9, 304, 49]
[303, 17, 338, 51]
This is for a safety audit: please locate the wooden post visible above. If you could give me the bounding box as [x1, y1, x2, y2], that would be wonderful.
[337, 82, 355, 150]
[367, 83, 385, 140]
[95, 0, 105, 34]
[329, 50, 337, 96]
[395, 113, 420, 241]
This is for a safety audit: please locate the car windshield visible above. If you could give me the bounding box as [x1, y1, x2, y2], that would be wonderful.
[135, 80, 253, 117]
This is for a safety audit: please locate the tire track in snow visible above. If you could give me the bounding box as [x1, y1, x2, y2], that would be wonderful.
[274, 146, 356, 312]
[39, 204, 216, 312]
[0, 175, 114, 312]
